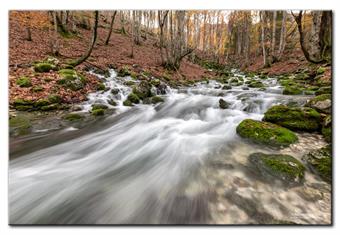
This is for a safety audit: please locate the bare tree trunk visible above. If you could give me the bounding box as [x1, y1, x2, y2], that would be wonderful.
[52, 11, 59, 55]
[260, 12, 267, 67]
[69, 11, 99, 66]
[26, 27, 32, 41]
[278, 10, 287, 60]
[158, 10, 169, 65]
[105, 11, 117, 45]
[271, 11, 277, 62]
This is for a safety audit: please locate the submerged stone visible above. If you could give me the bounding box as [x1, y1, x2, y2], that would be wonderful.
[249, 152, 305, 185]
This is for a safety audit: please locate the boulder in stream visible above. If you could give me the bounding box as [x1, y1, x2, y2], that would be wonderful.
[303, 145, 332, 183]
[236, 119, 298, 147]
[305, 94, 331, 114]
[219, 98, 230, 109]
[263, 105, 321, 132]
[249, 152, 305, 185]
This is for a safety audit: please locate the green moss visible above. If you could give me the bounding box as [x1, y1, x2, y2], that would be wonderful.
[250, 153, 305, 184]
[132, 81, 152, 99]
[151, 96, 164, 104]
[16, 76, 32, 87]
[108, 99, 117, 106]
[9, 115, 32, 135]
[303, 146, 332, 183]
[322, 127, 331, 142]
[117, 66, 131, 77]
[13, 99, 34, 106]
[236, 119, 298, 147]
[97, 83, 106, 91]
[315, 86, 331, 95]
[317, 66, 326, 75]
[15, 105, 34, 111]
[248, 81, 264, 88]
[34, 99, 50, 107]
[40, 103, 59, 111]
[32, 86, 44, 92]
[44, 77, 53, 82]
[310, 94, 331, 103]
[283, 85, 302, 95]
[263, 105, 321, 132]
[150, 79, 161, 86]
[64, 113, 84, 121]
[92, 108, 105, 116]
[279, 79, 296, 87]
[34, 62, 56, 73]
[124, 81, 136, 86]
[58, 69, 86, 91]
[123, 100, 133, 106]
[127, 93, 140, 104]
[48, 95, 62, 104]
[91, 104, 108, 111]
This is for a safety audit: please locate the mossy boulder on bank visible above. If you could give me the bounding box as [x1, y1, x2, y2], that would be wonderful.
[249, 152, 305, 185]
[13, 95, 63, 112]
[16, 76, 32, 87]
[315, 86, 331, 95]
[92, 108, 105, 116]
[236, 119, 298, 147]
[34, 62, 56, 73]
[263, 105, 321, 132]
[248, 81, 264, 88]
[303, 145, 332, 183]
[58, 69, 87, 91]
[127, 93, 140, 104]
[283, 85, 303, 95]
[132, 81, 153, 99]
[305, 94, 331, 114]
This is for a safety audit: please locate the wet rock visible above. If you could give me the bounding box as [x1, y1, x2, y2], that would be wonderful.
[248, 81, 264, 88]
[126, 93, 140, 104]
[219, 98, 230, 109]
[110, 88, 120, 95]
[132, 80, 152, 99]
[242, 87, 249, 90]
[296, 186, 323, 202]
[108, 99, 117, 106]
[263, 105, 321, 132]
[156, 82, 168, 95]
[303, 145, 332, 183]
[249, 152, 305, 185]
[214, 85, 222, 89]
[305, 94, 331, 114]
[283, 85, 303, 95]
[91, 104, 108, 110]
[222, 85, 232, 90]
[236, 119, 298, 147]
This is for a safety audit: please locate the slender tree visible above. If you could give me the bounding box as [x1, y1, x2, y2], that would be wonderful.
[105, 11, 117, 45]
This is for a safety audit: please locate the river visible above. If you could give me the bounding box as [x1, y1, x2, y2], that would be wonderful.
[9, 69, 331, 224]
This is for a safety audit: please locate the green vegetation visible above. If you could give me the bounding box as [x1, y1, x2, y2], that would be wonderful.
[16, 76, 32, 87]
[34, 62, 56, 73]
[236, 119, 298, 147]
[97, 82, 106, 91]
[283, 85, 302, 95]
[151, 96, 164, 104]
[64, 113, 84, 121]
[303, 145, 332, 183]
[58, 69, 87, 91]
[92, 104, 108, 111]
[32, 86, 44, 92]
[92, 108, 105, 116]
[249, 152, 305, 184]
[9, 115, 32, 135]
[263, 105, 321, 132]
[127, 93, 140, 104]
[248, 81, 264, 88]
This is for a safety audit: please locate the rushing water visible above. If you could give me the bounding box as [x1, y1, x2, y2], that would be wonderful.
[9, 70, 331, 224]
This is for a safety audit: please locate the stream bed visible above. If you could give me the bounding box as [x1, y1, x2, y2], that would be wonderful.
[9, 70, 331, 224]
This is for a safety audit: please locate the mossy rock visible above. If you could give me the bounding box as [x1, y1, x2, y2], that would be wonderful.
[64, 113, 84, 121]
[222, 85, 232, 90]
[48, 95, 62, 104]
[117, 66, 131, 77]
[124, 81, 136, 86]
[96, 82, 106, 91]
[305, 94, 331, 114]
[111, 88, 120, 95]
[132, 81, 152, 99]
[322, 126, 331, 143]
[32, 86, 44, 92]
[219, 98, 230, 109]
[58, 69, 86, 91]
[9, 115, 32, 135]
[283, 85, 302, 95]
[236, 119, 298, 147]
[91, 104, 108, 111]
[248, 81, 264, 88]
[16, 76, 32, 87]
[92, 108, 105, 116]
[34, 62, 56, 73]
[127, 93, 140, 104]
[34, 99, 50, 107]
[317, 66, 326, 75]
[303, 145, 332, 183]
[150, 79, 161, 86]
[315, 86, 331, 95]
[40, 103, 59, 111]
[151, 96, 164, 104]
[279, 79, 296, 87]
[249, 152, 305, 185]
[263, 105, 321, 132]
[259, 74, 268, 80]
[123, 100, 133, 106]
[13, 99, 34, 106]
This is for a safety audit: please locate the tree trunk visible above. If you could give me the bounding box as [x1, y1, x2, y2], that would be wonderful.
[278, 11, 287, 60]
[69, 11, 99, 66]
[105, 11, 117, 45]
[52, 11, 59, 55]
[260, 12, 267, 67]
[271, 11, 277, 62]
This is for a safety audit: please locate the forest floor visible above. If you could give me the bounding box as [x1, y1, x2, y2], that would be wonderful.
[9, 11, 331, 104]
